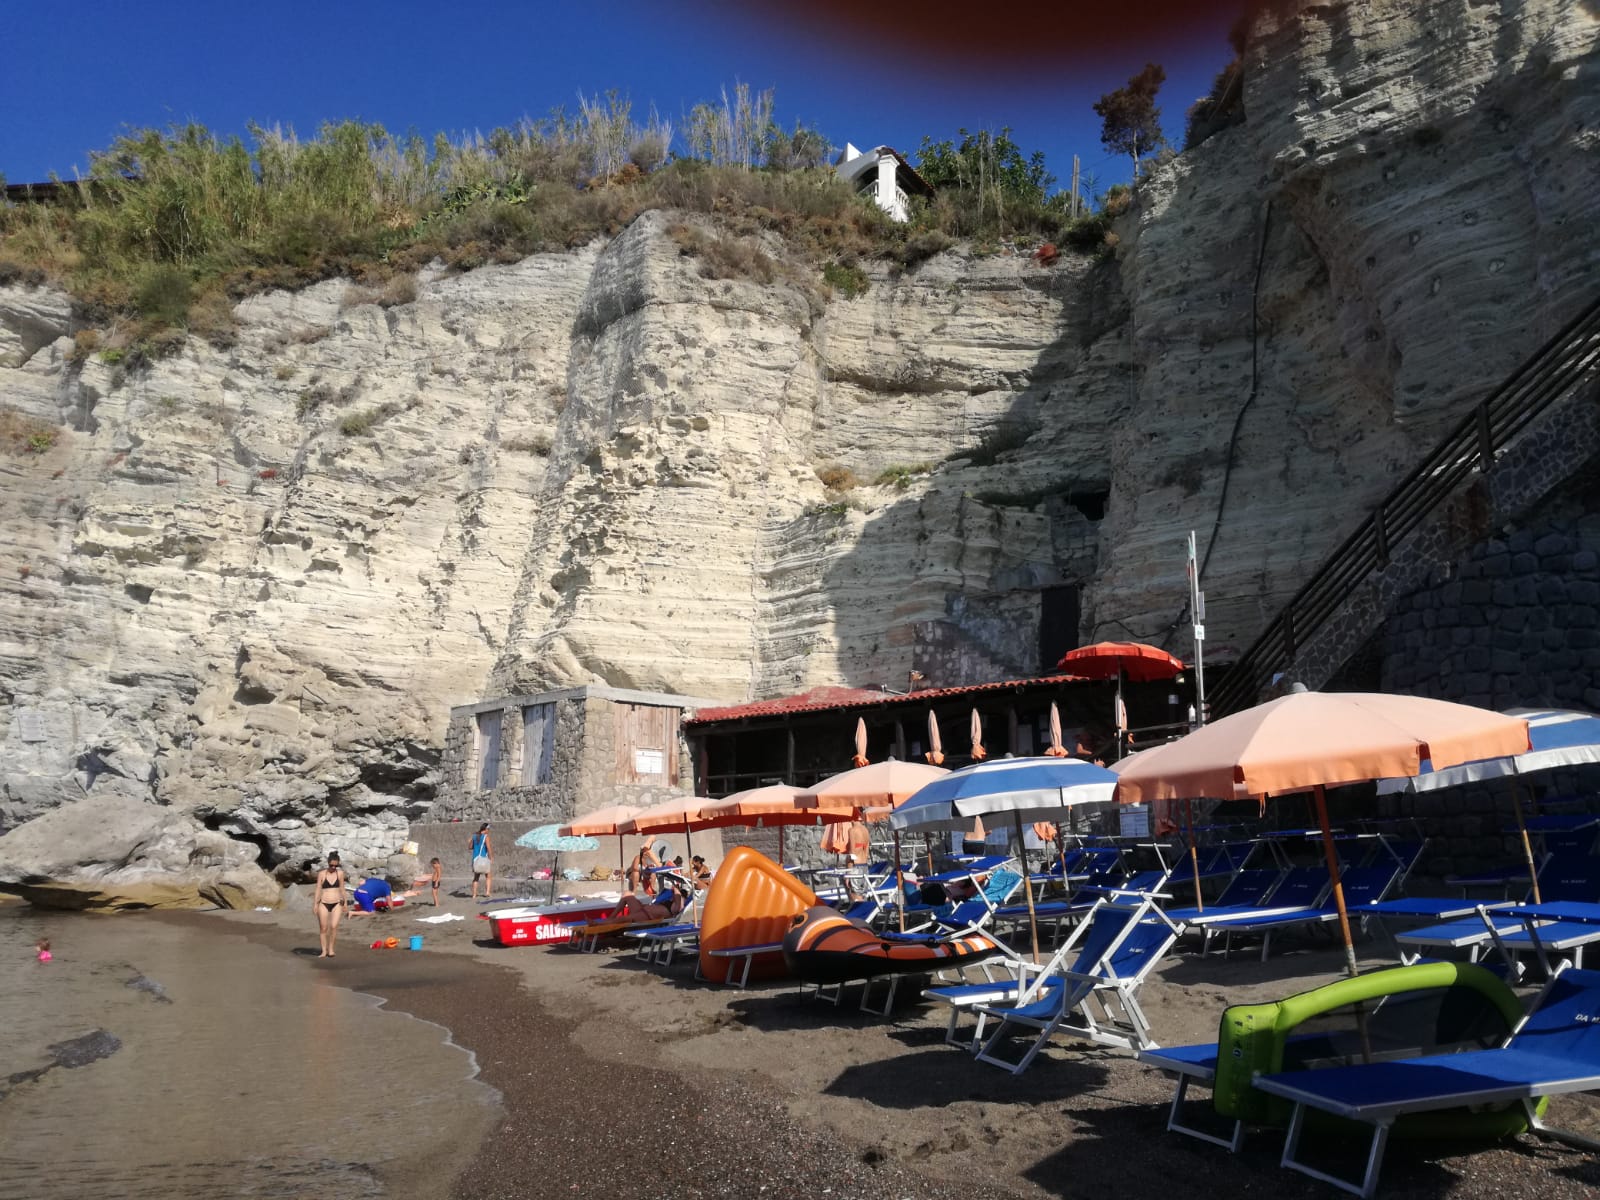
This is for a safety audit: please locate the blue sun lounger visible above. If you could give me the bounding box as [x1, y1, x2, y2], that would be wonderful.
[1397, 859, 1600, 971]
[1196, 864, 1404, 961]
[1164, 867, 1285, 926]
[1180, 867, 1331, 951]
[993, 868, 1171, 945]
[1253, 965, 1600, 1198]
[971, 899, 1183, 1071]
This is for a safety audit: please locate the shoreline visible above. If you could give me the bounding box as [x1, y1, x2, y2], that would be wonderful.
[175, 897, 1600, 1199]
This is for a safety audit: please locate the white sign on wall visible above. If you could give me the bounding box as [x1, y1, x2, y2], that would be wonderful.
[634, 748, 664, 776]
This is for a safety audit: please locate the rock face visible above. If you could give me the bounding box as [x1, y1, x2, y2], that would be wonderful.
[0, 793, 280, 910]
[1, 0, 1596, 892]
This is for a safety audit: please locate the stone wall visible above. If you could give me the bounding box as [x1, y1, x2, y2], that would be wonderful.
[1357, 469, 1600, 885]
[433, 684, 716, 824]
[433, 688, 588, 824]
[1276, 375, 1600, 697]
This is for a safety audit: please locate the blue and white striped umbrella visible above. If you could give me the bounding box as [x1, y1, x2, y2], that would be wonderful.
[890, 756, 1118, 832]
[1376, 708, 1600, 793]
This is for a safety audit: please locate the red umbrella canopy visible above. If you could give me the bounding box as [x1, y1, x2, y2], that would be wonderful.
[1057, 641, 1185, 682]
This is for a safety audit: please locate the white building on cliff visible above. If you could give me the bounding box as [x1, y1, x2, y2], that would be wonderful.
[833, 143, 935, 222]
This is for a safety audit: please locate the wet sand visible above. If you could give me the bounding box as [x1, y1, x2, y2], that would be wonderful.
[205, 894, 1600, 1200]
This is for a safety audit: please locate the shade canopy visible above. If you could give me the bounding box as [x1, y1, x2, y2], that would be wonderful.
[618, 795, 735, 836]
[700, 784, 860, 827]
[1114, 691, 1532, 803]
[516, 824, 601, 852]
[1057, 640, 1185, 682]
[558, 804, 643, 838]
[1376, 707, 1600, 794]
[892, 756, 1118, 832]
[801, 759, 950, 809]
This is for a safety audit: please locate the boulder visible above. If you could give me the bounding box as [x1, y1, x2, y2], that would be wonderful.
[0, 794, 282, 911]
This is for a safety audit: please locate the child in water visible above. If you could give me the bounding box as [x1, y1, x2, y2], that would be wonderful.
[35, 938, 51, 962]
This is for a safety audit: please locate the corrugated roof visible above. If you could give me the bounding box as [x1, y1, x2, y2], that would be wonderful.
[685, 674, 1093, 726]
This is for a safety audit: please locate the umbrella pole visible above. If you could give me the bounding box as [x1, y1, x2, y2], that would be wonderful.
[1510, 773, 1541, 905]
[550, 851, 559, 904]
[778, 825, 785, 867]
[1014, 811, 1041, 963]
[893, 830, 906, 933]
[1187, 798, 1203, 913]
[1314, 785, 1359, 979]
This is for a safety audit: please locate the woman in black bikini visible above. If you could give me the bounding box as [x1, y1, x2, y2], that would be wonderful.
[315, 851, 347, 958]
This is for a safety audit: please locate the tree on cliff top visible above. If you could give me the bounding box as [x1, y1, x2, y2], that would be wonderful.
[1094, 64, 1166, 178]
[915, 128, 1055, 230]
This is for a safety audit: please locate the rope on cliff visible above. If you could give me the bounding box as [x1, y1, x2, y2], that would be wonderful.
[1198, 198, 1273, 583]
[1094, 199, 1274, 653]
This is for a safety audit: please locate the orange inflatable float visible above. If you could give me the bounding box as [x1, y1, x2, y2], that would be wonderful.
[697, 846, 817, 984]
[782, 907, 1003, 984]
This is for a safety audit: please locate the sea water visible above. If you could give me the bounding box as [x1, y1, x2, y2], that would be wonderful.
[0, 902, 498, 1199]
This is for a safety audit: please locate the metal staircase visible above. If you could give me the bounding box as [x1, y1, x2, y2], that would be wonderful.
[1210, 296, 1600, 716]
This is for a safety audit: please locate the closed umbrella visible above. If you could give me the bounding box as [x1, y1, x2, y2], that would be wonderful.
[1043, 702, 1069, 757]
[852, 717, 870, 768]
[970, 708, 987, 761]
[1114, 691, 1531, 978]
[926, 710, 945, 765]
[894, 756, 1118, 960]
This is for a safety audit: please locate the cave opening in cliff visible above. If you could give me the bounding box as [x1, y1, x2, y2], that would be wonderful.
[201, 814, 278, 870]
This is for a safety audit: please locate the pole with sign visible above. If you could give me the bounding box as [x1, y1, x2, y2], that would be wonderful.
[1187, 531, 1207, 728]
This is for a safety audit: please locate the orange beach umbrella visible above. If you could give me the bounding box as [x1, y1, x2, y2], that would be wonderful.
[1116, 691, 1531, 977]
[702, 783, 861, 866]
[803, 759, 950, 931]
[559, 804, 643, 892]
[852, 717, 870, 768]
[559, 805, 642, 838]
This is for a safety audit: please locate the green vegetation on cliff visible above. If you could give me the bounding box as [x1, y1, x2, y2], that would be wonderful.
[0, 90, 1127, 352]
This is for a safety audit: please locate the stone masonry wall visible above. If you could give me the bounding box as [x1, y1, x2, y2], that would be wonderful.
[1366, 479, 1600, 885]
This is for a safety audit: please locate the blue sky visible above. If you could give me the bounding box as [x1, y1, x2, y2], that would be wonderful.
[3, 1, 1239, 199]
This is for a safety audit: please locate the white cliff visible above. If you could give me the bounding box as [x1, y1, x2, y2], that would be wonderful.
[1, 0, 1595, 900]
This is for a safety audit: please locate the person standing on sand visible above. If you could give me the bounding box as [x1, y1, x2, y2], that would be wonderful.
[470, 824, 493, 901]
[428, 857, 442, 906]
[314, 851, 348, 958]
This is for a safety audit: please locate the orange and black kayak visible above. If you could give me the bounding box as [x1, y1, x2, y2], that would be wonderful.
[781, 905, 1002, 984]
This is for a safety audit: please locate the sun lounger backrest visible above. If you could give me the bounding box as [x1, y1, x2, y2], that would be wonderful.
[1505, 967, 1600, 1060]
[1541, 857, 1600, 903]
[1102, 915, 1178, 982]
[1265, 867, 1330, 908]
[1065, 904, 1140, 976]
[1335, 864, 1401, 907]
[1214, 868, 1281, 908]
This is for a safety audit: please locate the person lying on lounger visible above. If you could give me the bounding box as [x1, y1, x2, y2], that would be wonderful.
[610, 881, 686, 923]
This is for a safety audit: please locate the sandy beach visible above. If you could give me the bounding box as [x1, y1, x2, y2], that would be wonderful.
[190, 888, 1600, 1200]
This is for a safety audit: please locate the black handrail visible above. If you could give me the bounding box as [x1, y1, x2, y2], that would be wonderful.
[1211, 295, 1600, 715]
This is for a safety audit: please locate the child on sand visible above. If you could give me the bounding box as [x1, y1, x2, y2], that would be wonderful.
[35, 938, 51, 963]
[414, 858, 443, 906]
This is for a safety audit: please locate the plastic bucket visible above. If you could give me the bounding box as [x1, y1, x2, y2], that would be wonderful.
[408, 935, 423, 951]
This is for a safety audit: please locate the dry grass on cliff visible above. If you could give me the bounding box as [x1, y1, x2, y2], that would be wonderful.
[0, 120, 1105, 358]
[0, 406, 61, 456]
